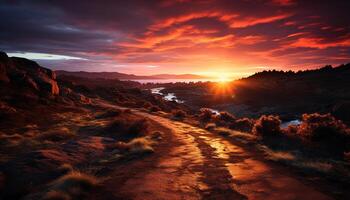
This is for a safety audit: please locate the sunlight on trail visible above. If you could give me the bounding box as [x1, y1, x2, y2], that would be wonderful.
[97, 101, 333, 200]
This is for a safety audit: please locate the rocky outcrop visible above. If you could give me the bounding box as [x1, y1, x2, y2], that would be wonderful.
[0, 52, 59, 95]
[0, 52, 9, 82]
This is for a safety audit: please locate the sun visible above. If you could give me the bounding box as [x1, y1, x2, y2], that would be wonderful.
[216, 74, 231, 83]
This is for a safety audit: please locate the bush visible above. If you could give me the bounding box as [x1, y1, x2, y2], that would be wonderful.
[297, 113, 348, 140]
[296, 113, 349, 153]
[218, 111, 236, 122]
[199, 108, 214, 122]
[126, 137, 154, 154]
[253, 115, 282, 137]
[172, 109, 187, 119]
[229, 118, 255, 132]
[105, 118, 149, 139]
[46, 171, 98, 200]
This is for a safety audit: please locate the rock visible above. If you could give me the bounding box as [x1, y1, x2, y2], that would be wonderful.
[0, 52, 9, 82]
[0, 53, 60, 95]
[0, 63, 9, 82]
[0, 51, 8, 62]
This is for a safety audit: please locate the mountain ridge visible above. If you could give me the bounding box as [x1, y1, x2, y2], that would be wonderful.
[55, 70, 210, 80]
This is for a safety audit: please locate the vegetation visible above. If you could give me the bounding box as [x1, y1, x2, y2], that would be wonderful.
[229, 118, 255, 132]
[199, 108, 214, 122]
[45, 171, 98, 200]
[253, 115, 282, 137]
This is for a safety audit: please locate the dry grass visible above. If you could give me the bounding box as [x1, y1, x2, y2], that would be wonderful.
[126, 137, 154, 154]
[259, 145, 336, 174]
[95, 109, 121, 119]
[0, 133, 24, 147]
[45, 171, 98, 200]
[36, 127, 76, 142]
[205, 123, 216, 131]
[108, 136, 156, 155]
[105, 118, 149, 139]
[261, 146, 296, 162]
[295, 161, 334, 173]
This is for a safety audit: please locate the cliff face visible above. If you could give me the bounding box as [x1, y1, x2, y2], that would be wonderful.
[0, 52, 59, 95]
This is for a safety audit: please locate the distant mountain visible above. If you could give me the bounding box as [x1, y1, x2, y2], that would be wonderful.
[55, 70, 209, 80]
[150, 74, 210, 79]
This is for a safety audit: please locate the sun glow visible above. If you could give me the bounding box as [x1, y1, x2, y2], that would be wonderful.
[215, 74, 231, 83]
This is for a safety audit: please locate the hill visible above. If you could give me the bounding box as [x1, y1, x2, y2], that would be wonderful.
[55, 70, 209, 80]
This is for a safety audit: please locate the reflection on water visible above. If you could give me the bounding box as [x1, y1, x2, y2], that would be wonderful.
[150, 87, 184, 103]
[281, 120, 301, 128]
[208, 108, 220, 115]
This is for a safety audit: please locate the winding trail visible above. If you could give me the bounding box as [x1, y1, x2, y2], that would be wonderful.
[94, 102, 333, 200]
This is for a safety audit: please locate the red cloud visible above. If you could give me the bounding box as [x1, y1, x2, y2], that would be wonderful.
[228, 13, 292, 28]
[290, 37, 350, 49]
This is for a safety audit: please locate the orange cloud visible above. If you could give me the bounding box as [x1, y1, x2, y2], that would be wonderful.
[228, 13, 292, 28]
[290, 37, 350, 49]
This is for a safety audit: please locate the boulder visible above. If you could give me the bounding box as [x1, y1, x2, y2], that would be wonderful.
[0, 52, 59, 95]
[0, 52, 8, 62]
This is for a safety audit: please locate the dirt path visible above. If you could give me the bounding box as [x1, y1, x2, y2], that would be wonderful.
[94, 102, 333, 200]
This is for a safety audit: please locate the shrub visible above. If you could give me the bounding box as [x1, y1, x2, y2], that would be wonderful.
[105, 118, 149, 139]
[253, 115, 282, 137]
[297, 113, 348, 140]
[126, 137, 154, 154]
[172, 109, 187, 119]
[218, 111, 236, 122]
[199, 108, 214, 122]
[46, 171, 98, 200]
[229, 118, 255, 132]
[296, 113, 349, 153]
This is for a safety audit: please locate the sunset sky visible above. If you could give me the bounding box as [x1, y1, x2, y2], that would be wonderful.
[1, 0, 349, 78]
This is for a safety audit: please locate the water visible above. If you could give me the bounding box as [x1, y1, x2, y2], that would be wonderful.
[207, 108, 220, 115]
[281, 120, 301, 128]
[150, 87, 184, 103]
